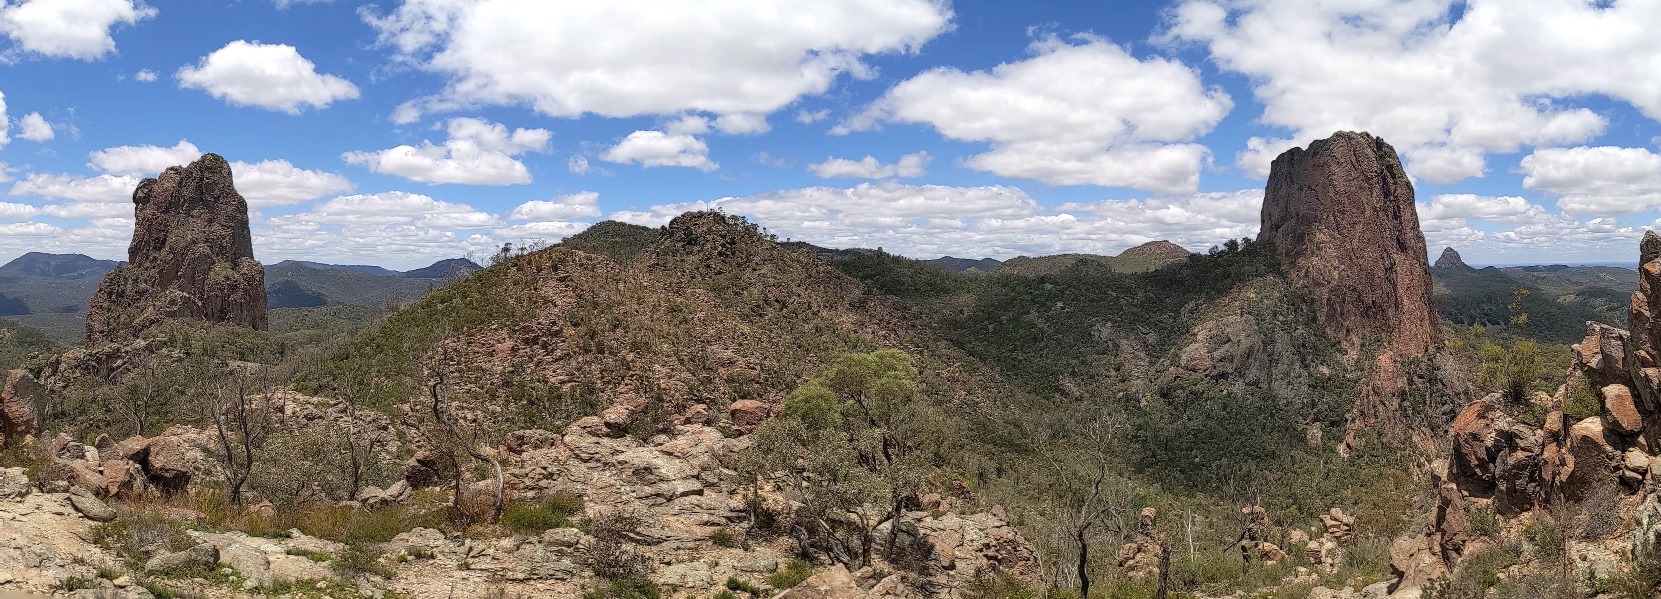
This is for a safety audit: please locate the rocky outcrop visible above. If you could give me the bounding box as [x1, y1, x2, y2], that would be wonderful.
[1433, 247, 1470, 270]
[86, 153, 267, 344]
[1259, 131, 1439, 359]
[0, 369, 46, 446]
[1394, 231, 1661, 596]
[1259, 132, 1456, 442]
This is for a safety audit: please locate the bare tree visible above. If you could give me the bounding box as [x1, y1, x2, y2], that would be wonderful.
[424, 360, 504, 523]
[1032, 412, 1134, 599]
[208, 369, 272, 506]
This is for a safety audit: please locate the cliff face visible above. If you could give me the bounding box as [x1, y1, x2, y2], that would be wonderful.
[1259, 131, 1439, 359]
[86, 154, 268, 344]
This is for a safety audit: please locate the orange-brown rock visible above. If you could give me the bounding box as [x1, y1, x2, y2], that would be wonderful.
[1603, 384, 1644, 434]
[1563, 417, 1618, 500]
[728, 399, 770, 433]
[1259, 131, 1438, 359]
[86, 153, 268, 344]
[0, 369, 46, 446]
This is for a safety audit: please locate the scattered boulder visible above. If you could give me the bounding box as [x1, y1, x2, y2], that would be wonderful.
[728, 399, 771, 432]
[86, 153, 268, 344]
[0, 466, 29, 500]
[777, 564, 861, 599]
[0, 369, 46, 445]
[68, 494, 117, 522]
[144, 543, 220, 574]
[1602, 384, 1644, 434]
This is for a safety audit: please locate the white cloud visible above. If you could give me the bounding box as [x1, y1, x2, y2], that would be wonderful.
[363, 0, 951, 123]
[271, 191, 490, 228]
[1520, 146, 1661, 215]
[231, 160, 355, 207]
[508, 192, 601, 221]
[0, 91, 9, 148]
[808, 152, 929, 179]
[176, 40, 360, 113]
[0, 222, 60, 236]
[567, 156, 591, 175]
[714, 113, 769, 135]
[87, 140, 201, 175]
[9, 173, 140, 202]
[601, 130, 717, 171]
[0, 0, 156, 60]
[843, 34, 1230, 193]
[133, 68, 156, 82]
[273, 0, 329, 7]
[612, 184, 1260, 259]
[1418, 194, 1550, 225]
[1164, 0, 1661, 183]
[17, 112, 50, 141]
[40, 201, 128, 219]
[0, 201, 37, 220]
[343, 117, 550, 185]
[796, 109, 831, 124]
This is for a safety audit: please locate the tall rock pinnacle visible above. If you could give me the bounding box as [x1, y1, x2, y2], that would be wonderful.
[86, 154, 268, 343]
[1259, 131, 1439, 359]
[1434, 247, 1470, 270]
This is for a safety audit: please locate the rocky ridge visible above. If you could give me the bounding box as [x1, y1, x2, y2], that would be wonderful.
[86, 153, 268, 344]
[1391, 231, 1661, 596]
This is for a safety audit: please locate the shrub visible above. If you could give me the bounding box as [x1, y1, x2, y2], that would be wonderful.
[725, 577, 763, 596]
[90, 509, 194, 565]
[1578, 482, 1624, 540]
[333, 543, 392, 578]
[501, 494, 584, 535]
[709, 528, 739, 548]
[766, 559, 812, 589]
[285, 548, 333, 562]
[582, 578, 661, 599]
[585, 511, 651, 581]
[61, 577, 95, 591]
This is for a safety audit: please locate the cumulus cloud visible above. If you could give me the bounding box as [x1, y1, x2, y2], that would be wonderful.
[567, 156, 591, 175]
[0, 0, 155, 60]
[1163, 0, 1661, 182]
[808, 152, 929, 179]
[363, 0, 951, 123]
[0, 92, 8, 149]
[1520, 146, 1661, 215]
[0, 201, 37, 220]
[601, 131, 717, 171]
[9, 173, 140, 202]
[87, 140, 201, 175]
[231, 159, 355, 208]
[1418, 194, 1550, 225]
[17, 112, 51, 141]
[843, 34, 1230, 193]
[343, 117, 550, 185]
[611, 183, 1259, 259]
[508, 192, 601, 221]
[40, 201, 129, 219]
[272, 191, 492, 228]
[176, 41, 360, 113]
[133, 69, 156, 82]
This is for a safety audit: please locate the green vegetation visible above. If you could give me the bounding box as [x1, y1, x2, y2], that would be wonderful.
[765, 559, 813, 589]
[582, 578, 661, 599]
[501, 494, 584, 535]
[0, 319, 57, 370]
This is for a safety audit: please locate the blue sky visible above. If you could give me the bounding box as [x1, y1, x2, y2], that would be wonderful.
[1, 0, 1659, 269]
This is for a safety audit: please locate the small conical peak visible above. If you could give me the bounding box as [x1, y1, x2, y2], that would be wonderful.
[1434, 247, 1469, 270]
[659, 211, 772, 250]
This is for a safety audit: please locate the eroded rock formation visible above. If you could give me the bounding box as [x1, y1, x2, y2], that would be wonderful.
[1433, 247, 1470, 270]
[1393, 231, 1661, 595]
[86, 153, 267, 344]
[1260, 131, 1439, 358]
[1260, 132, 1457, 441]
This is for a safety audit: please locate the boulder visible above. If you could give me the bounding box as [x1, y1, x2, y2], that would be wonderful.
[1573, 323, 1631, 388]
[144, 543, 220, 574]
[728, 399, 771, 432]
[143, 434, 196, 494]
[1602, 384, 1644, 434]
[0, 467, 29, 500]
[68, 494, 117, 522]
[777, 564, 861, 599]
[86, 153, 268, 343]
[1448, 396, 1544, 512]
[1563, 417, 1619, 500]
[0, 369, 46, 445]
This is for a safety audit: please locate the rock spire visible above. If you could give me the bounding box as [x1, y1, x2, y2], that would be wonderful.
[86, 154, 268, 343]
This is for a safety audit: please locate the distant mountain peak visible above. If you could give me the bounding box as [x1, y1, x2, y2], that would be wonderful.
[1434, 247, 1470, 270]
[0, 253, 120, 279]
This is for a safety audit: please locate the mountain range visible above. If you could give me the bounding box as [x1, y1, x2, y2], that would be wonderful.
[0, 252, 481, 343]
